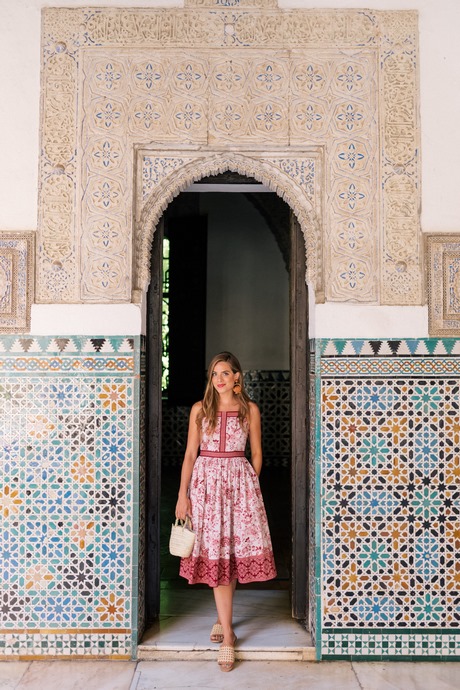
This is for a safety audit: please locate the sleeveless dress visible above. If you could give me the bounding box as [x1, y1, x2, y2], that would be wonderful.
[179, 411, 277, 587]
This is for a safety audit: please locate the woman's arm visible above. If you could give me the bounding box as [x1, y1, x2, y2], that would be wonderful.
[175, 402, 202, 520]
[248, 401, 263, 477]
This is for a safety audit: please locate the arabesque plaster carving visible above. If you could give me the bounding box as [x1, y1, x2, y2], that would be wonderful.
[38, 3, 421, 305]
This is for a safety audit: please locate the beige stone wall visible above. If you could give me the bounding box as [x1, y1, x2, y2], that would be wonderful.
[38, 2, 421, 306]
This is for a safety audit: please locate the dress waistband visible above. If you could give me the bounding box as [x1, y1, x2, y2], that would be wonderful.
[200, 451, 246, 458]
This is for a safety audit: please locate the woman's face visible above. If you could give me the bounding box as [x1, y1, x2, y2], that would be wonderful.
[211, 360, 239, 395]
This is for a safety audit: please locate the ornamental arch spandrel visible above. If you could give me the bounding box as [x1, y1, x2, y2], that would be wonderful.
[38, 2, 421, 306]
[134, 150, 322, 301]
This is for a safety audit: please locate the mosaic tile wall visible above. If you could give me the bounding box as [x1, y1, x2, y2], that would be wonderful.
[0, 336, 140, 659]
[309, 347, 320, 646]
[4, 333, 460, 660]
[318, 339, 460, 659]
[137, 339, 146, 643]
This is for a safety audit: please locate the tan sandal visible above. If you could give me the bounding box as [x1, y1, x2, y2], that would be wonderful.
[210, 623, 224, 643]
[217, 636, 237, 672]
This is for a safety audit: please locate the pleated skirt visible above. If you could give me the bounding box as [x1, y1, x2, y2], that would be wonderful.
[179, 455, 277, 587]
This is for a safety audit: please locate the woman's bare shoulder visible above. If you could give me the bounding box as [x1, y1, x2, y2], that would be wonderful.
[248, 400, 260, 418]
[190, 401, 203, 416]
[188, 402, 203, 430]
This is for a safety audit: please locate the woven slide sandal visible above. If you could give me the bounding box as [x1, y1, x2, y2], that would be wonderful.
[210, 623, 224, 643]
[217, 637, 237, 672]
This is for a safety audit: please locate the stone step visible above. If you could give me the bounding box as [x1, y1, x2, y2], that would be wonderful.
[137, 644, 316, 662]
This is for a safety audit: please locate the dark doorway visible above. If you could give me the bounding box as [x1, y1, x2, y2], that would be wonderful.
[145, 175, 308, 626]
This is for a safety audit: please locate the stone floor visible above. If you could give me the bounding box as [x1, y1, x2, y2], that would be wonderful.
[139, 589, 313, 660]
[3, 660, 460, 689]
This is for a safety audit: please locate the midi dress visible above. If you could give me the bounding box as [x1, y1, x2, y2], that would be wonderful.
[179, 410, 277, 587]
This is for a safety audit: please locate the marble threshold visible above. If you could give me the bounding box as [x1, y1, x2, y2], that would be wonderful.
[138, 589, 315, 661]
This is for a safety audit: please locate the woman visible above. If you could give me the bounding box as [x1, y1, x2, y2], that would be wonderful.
[175, 351, 276, 672]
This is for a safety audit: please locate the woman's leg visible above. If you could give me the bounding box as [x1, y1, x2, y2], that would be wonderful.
[213, 580, 237, 646]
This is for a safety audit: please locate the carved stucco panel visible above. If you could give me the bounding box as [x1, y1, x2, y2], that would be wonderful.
[426, 235, 460, 336]
[38, 7, 421, 305]
[380, 12, 421, 304]
[78, 48, 378, 302]
[209, 53, 290, 145]
[290, 49, 379, 302]
[185, 1, 278, 7]
[134, 150, 322, 303]
[39, 48, 78, 302]
[0, 232, 35, 333]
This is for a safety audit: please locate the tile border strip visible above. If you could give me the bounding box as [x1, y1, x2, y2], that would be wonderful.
[0, 336, 138, 374]
[0, 336, 136, 354]
[0, 632, 132, 658]
[320, 357, 460, 376]
[320, 338, 460, 357]
[322, 631, 460, 659]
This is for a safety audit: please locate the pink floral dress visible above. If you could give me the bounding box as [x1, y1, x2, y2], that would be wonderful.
[180, 411, 277, 587]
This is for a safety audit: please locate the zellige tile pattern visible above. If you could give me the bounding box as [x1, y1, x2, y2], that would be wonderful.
[0, 336, 139, 658]
[319, 338, 460, 658]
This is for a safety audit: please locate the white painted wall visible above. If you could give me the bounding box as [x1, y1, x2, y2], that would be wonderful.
[311, 303, 428, 339]
[30, 304, 143, 335]
[1, 0, 459, 337]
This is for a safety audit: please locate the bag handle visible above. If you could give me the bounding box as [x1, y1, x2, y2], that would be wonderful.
[174, 516, 193, 530]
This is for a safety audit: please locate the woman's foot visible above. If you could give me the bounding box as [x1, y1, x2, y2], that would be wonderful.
[217, 633, 237, 672]
[210, 622, 224, 643]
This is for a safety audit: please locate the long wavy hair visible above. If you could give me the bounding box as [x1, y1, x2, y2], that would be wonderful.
[196, 352, 251, 433]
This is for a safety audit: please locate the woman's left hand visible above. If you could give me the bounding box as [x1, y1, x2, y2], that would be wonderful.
[175, 495, 191, 521]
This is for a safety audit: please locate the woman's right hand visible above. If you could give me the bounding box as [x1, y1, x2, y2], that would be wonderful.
[175, 494, 191, 521]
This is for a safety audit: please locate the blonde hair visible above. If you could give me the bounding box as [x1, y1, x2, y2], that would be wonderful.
[196, 352, 251, 433]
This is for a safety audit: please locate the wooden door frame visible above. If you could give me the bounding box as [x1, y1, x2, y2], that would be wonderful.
[145, 218, 163, 622]
[145, 205, 309, 625]
[290, 212, 309, 620]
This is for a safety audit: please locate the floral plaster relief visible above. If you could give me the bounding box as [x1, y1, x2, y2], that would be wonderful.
[38, 6, 421, 306]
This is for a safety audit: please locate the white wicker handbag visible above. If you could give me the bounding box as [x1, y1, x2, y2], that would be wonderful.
[169, 517, 196, 557]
